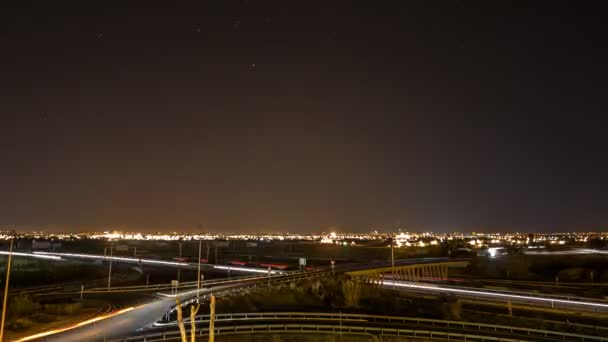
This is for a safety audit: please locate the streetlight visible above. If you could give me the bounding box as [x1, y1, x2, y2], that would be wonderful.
[197, 240, 202, 302]
[390, 235, 395, 289]
[0, 239, 14, 342]
[107, 242, 113, 289]
[177, 242, 182, 283]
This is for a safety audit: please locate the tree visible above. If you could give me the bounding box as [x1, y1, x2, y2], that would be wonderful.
[175, 298, 187, 342]
[586, 238, 607, 249]
[342, 278, 362, 308]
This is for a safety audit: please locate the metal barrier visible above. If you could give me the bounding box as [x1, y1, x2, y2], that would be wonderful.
[47, 269, 323, 296]
[164, 271, 333, 312]
[117, 323, 533, 342]
[126, 312, 608, 342]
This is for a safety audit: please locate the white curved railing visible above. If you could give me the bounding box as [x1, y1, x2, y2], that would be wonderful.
[115, 312, 608, 342]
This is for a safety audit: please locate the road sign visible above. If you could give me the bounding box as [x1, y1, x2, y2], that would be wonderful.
[115, 244, 129, 252]
[299, 258, 306, 266]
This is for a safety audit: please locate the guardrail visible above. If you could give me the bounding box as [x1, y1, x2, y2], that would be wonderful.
[150, 312, 608, 341]
[117, 323, 535, 342]
[40, 269, 325, 296]
[84, 274, 263, 293]
[164, 271, 334, 312]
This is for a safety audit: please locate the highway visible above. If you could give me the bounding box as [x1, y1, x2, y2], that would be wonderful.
[383, 280, 608, 313]
[19, 270, 331, 341]
[19, 257, 543, 342]
[524, 248, 608, 255]
[21, 283, 253, 341]
[32, 251, 284, 274]
[0, 251, 61, 260]
[17, 258, 449, 341]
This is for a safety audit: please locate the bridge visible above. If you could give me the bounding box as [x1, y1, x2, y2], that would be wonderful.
[345, 260, 469, 281]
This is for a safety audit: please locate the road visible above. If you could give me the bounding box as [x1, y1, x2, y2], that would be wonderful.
[383, 280, 608, 313]
[32, 251, 283, 274]
[18, 257, 460, 341]
[524, 248, 608, 255]
[20, 269, 330, 341]
[21, 282, 251, 341]
[0, 251, 61, 260]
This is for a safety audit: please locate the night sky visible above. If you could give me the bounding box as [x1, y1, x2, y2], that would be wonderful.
[1, 2, 606, 233]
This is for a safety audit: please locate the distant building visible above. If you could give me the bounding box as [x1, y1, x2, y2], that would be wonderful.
[32, 240, 52, 250]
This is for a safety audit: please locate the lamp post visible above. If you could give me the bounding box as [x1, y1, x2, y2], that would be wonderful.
[391, 235, 395, 289]
[197, 240, 202, 302]
[177, 242, 182, 282]
[0, 239, 14, 342]
[107, 243, 113, 289]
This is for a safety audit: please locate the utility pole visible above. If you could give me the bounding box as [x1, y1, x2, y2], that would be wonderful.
[391, 235, 395, 289]
[177, 242, 182, 282]
[0, 239, 14, 342]
[267, 265, 271, 288]
[107, 243, 113, 289]
[208, 295, 216, 342]
[197, 240, 202, 302]
[206, 242, 210, 262]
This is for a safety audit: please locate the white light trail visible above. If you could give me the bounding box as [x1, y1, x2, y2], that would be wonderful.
[33, 251, 189, 266]
[32, 251, 284, 274]
[525, 248, 608, 255]
[388, 281, 608, 309]
[212, 265, 281, 274]
[0, 251, 62, 260]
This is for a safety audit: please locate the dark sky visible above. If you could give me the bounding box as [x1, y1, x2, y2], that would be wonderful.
[1, 1, 606, 233]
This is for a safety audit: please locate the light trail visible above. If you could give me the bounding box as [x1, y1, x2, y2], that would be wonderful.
[33, 251, 285, 274]
[525, 248, 608, 255]
[388, 281, 608, 309]
[0, 251, 62, 260]
[15, 306, 136, 341]
[33, 251, 190, 267]
[212, 265, 281, 274]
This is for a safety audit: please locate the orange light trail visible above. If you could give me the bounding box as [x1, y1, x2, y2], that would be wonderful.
[15, 306, 136, 341]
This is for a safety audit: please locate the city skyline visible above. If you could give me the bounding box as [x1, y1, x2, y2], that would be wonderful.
[2, 2, 607, 233]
